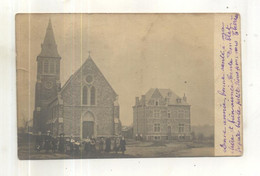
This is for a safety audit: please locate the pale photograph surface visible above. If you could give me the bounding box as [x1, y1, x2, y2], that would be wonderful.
[16, 14, 217, 159]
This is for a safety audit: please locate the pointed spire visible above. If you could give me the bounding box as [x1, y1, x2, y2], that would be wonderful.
[39, 18, 60, 58]
[47, 18, 53, 31]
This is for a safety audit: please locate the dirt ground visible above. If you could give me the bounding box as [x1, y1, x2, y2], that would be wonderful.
[18, 139, 214, 160]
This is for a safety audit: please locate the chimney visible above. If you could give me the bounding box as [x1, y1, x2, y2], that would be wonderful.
[135, 97, 139, 105]
[141, 95, 146, 105]
[183, 93, 187, 102]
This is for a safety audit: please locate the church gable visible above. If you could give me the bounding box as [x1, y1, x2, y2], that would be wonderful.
[60, 56, 117, 106]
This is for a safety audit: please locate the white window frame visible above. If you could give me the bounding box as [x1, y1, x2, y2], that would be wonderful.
[43, 60, 49, 74]
[153, 109, 160, 118]
[167, 110, 171, 118]
[90, 86, 96, 105]
[178, 124, 184, 133]
[154, 123, 160, 132]
[49, 61, 55, 74]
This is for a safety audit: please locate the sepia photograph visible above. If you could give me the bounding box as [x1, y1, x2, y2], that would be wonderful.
[16, 13, 218, 159]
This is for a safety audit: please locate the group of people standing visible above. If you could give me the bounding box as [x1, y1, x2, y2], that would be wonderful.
[35, 131, 68, 153]
[135, 134, 144, 141]
[83, 136, 126, 154]
[34, 131, 126, 156]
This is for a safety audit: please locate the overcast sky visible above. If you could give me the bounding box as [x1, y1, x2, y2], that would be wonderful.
[16, 14, 214, 127]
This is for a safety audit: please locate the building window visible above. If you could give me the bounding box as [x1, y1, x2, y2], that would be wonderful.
[82, 86, 88, 105]
[155, 101, 159, 106]
[167, 126, 172, 133]
[179, 124, 184, 133]
[50, 61, 55, 74]
[167, 110, 171, 118]
[154, 136, 160, 140]
[154, 109, 160, 118]
[154, 123, 160, 132]
[44, 61, 49, 73]
[90, 86, 96, 105]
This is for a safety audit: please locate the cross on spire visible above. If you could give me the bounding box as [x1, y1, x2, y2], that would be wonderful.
[88, 50, 92, 59]
[39, 18, 60, 58]
[48, 18, 51, 26]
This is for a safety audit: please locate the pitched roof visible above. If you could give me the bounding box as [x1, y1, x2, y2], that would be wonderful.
[144, 88, 189, 106]
[60, 56, 117, 97]
[145, 88, 156, 101]
[38, 19, 60, 58]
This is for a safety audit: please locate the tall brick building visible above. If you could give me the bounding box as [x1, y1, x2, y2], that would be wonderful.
[133, 88, 191, 141]
[33, 20, 121, 139]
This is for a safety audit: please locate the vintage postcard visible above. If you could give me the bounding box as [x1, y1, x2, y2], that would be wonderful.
[16, 13, 242, 159]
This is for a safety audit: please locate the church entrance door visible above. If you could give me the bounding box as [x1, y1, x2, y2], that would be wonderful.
[82, 111, 95, 139]
[82, 121, 94, 138]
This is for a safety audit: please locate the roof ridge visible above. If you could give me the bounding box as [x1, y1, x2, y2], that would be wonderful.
[60, 57, 117, 97]
[143, 88, 190, 105]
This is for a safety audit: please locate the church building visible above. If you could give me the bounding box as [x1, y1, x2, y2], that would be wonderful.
[33, 20, 121, 139]
[133, 88, 191, 141]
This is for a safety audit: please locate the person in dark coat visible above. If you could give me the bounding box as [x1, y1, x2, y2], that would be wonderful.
[84, 137, 91, 155]
[105, 137, 111, 153]
[99, 137, 104, 152]
[140, 134, 143, 141]
[58, 133, 65, 153]
[90, 138, 96, 153]
[65, 138, 71, 154]
[120, 137, 126, 154]
[35, 131, 42, 152]
[51, 137, 58, 153]
[115, 137, 121, 154]
[74, 141, 80, 155]
[70, 137, 75, 155]
[135, 134, 138, 141]
[44, 131, 52, 153]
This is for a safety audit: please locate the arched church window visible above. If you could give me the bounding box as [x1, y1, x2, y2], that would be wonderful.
[90, 86, 96, 105]
[56, 62, 59, 74]
[50, 61, 55, 74]
[82, 86, 88, 105]
[44, 61, 49, 73]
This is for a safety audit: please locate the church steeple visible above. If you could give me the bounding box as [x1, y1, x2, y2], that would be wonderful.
[34, 19, 62, 132]
[39, 19, 60, 58]
[35, 18, 62, 103]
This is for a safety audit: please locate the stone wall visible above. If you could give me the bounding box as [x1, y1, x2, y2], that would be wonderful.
[62, 106, 115, 137]
[133, 104, 191, 141]
[59, 58, 118, 138]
